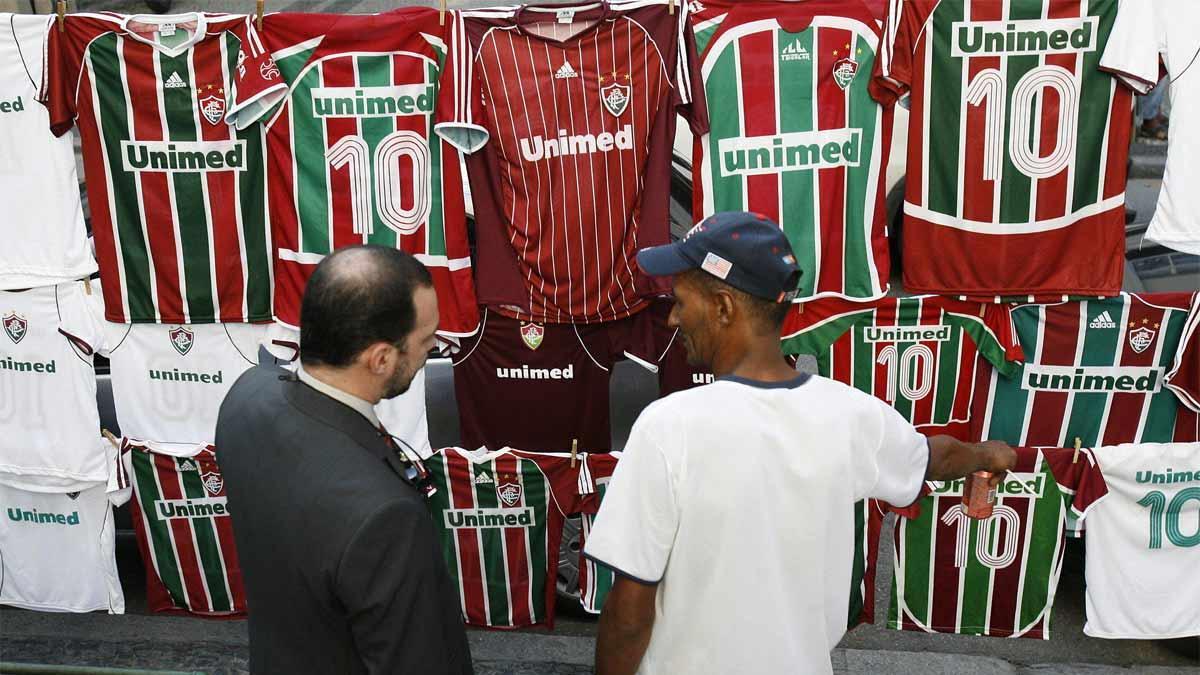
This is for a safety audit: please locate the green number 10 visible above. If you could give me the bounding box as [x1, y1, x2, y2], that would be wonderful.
[1137, 488, 1200, 549]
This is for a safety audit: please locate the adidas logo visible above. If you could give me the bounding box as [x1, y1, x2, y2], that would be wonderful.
[164, 72, 186, 89]
[474, 471, 494, 485]
[781, 39, 811, 62]
[179, 460, 198, 471]
[1089, 311, 1116, 329]
[554, 61, 578, 79]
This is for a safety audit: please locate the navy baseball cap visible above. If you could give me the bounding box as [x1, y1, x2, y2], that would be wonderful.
[637, 211, 802, 302]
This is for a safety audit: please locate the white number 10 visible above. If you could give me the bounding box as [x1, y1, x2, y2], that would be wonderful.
[965, 65, 1079, 181]
[327, 131, 431, 237]
[941, 504, 1020, 570]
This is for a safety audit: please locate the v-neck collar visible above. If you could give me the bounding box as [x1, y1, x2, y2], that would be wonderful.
[514, 1, 612, 45]
[120, 12, 209, 57]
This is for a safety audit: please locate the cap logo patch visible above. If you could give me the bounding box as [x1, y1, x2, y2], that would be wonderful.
[701, 252, 732, 280]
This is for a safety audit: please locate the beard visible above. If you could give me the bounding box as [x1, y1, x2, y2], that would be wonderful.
[382, 360, 416, 400]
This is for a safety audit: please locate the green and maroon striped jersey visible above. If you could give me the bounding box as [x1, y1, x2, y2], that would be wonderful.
[781, 296, 1023, 429]
[691, 0, 892, 301]
[889, 446, 1106, 638]
[227, 10, 479, 336]
[426, 447, 580, 629]
[119, 439, 245, 617]
[41, 12, 273, 324]
[577, 452, 620, 615]
[872, 0, 1132, 300]
[974, 293, 1200, 447]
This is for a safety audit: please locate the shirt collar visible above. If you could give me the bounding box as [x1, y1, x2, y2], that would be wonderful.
[296, 365, 381, 428]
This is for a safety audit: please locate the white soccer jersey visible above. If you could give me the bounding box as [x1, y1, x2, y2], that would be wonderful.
[0, 282, 105, 492]
[1082, 442, 1200, 639]
[265, 323, 431, 459]
[1100, 0, 1200, 254]
[0, 444, 124, 613]
[101, 322, 266, 447]
[0, 14, 96, 289]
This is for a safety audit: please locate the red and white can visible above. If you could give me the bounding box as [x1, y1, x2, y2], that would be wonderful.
[962, 471, 996, 519]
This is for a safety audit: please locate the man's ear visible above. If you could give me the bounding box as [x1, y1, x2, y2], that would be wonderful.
[358, 342, 394, 376]
[713, 288, 737, 326]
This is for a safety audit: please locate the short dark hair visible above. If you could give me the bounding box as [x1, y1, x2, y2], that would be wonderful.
[687, 270, 791, 334]
[300, 246, 434, 368]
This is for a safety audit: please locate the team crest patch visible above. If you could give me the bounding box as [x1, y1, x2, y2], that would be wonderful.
[520, 322, 545, 351]
[1128, 326, 1156, 354]
[600, 76, 631, 117]
[169, 326, 194, 356]
[259, 58, 281, 81]
[832, 57, 859, 89]
[2, 312, 27, 344]
[198, 84, 226, 125]
[201, 471, 224, 496]
[497, 480, 522, 507]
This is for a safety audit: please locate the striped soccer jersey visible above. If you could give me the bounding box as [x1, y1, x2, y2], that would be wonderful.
[228, 10, 479, 336]
[781, 296, 1023, 429]
[40, 12, 275, 324]
[889, 446, 1107, 638]
[438, 1, 708, 323]
[118, 439, 245, 617]
[426, 447, 581, 629]
[577, 451, 620, 614]
[974, 293, 1200, 448]
[690, 0, 892, 301]
[1166, 292, 1200, 413]
[872, 0, 1132, 300]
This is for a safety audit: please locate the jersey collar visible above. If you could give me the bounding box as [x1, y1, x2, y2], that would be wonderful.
[514, 1, 611, 43]
[120, 12, 210, 57]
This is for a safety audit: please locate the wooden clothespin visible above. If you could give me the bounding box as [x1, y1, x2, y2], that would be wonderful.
[439, 0, 447, 26]
[56, 1, 66, 32]
[570, 438, 579, 469]
[979, 303, 986, 318]
[255, 0, 265, 32]
[101, 428, 121, 449]
[669, 0, 676, 15]
[1072, 437, 1082, 464]
[82, 277, 92, 295]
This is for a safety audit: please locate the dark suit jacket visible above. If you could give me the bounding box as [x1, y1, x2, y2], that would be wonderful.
[215, 365, 472, 675]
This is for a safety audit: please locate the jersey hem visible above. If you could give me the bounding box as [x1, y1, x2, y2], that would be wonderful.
[104, 311, 275, 325]
[900, 284, 1122, 303]
[581, 551, 661, 586]
[0, 265, 100, 290]
[1083, 627, 1200, 640]
[493, 298, 650, 325]
[0, 599, 119, 614]
[1143, 234, 1200, 256]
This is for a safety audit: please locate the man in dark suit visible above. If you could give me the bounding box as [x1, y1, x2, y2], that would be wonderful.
[216, 246, 473, 675]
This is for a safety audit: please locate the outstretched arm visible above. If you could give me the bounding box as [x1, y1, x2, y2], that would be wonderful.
[926, 437, 1018, 485]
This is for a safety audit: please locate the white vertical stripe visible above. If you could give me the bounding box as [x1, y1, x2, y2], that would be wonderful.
[523, 33, 558, 321]
[86, 48, 132, 322]
[811, 29, 822, 288]
[574, 42, 604, 318]
[222, 34, 251, 322]
[153, 47, 189, 323]
[1055, 301, 1093, 446]
[184, 46, 220, 322]
[542, 43, 575, 320]
[116, 37, 162, 322]
[1018, 304, 1049, 446]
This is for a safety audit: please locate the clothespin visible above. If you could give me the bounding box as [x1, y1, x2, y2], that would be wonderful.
[101, 428, 121, 449]
[83, 277, 92, 295]
[1072, 437, 1082, 464]
[439, 0, 447, 26]
[255, 0, 265, 32]
[796, 301, 804, 315]
[570, 438, 579, 469]
[979, 303, 986, 318]
[56, 1, 66, 32]
[669, 0, 676, 15]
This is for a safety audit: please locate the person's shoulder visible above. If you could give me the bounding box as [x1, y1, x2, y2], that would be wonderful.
[799, 374, 881, 408]
[226, 363, 289, 400]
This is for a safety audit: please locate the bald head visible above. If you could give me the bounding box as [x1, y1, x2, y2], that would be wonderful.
[300, 245, 434, 368]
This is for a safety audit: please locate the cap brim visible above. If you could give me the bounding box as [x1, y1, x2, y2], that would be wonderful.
[637, 242, 696, 277]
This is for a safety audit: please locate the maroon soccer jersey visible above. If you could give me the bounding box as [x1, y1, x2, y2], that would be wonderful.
[615, 297, 714, 396]
[437, 1, 708, 324]
[452, 308, 615, 452]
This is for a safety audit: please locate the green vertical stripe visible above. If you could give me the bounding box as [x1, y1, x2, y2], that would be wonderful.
[892, 299, 919, 421]
[779, 28, 818, 297]
[178, 458, 232, 612]
[1018, 461, 1062, 631]
[295, 64, 331, 254]
[131, 451, 188, 607]
[91, 35, 155, 320]
[521, 459, 549, 621]
[842, 33, 877, 297]
[847, 500, 867, 628]
[958, 516, 993, 632]
[1142, 309, 1188, 441]
[1072, 0, 1119, 211]
[899, 500, 935, 626]
[476, 461, 509, 626]
[932, 313, 963, 425]
[359, 54, 397, 248]
[851, 317, 875, 394]
[705, 36, 745, 214]
[998, 0, 1041, 223]
[427, 58, 447, 257]
[229, 34, 271, 321]
[986, 305, 1040, 443]
[1065, 300, 1124, 445]
[160, 50, 215, 321]
[426, 457, 460, 598]
[927, 1, 964, 216]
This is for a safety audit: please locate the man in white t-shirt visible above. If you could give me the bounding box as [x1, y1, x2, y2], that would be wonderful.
[583, 212, 1018, 675]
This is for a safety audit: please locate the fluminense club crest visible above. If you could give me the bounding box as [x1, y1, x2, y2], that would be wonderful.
[496, 478, 522, 507]
[1128, 325, 1157, 354]
[832, 56, 859, 90]
[3, 312, 27, 344]
[198, 84, 226, 125]
[259, 58, 281, 81]
[201, 471, 224, 496]
[600, 72, 631, 117]
[169, 326, 194, 356]
[520, 322, 545, 351]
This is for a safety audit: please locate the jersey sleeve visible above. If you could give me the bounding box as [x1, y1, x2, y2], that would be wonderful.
[779, 299, 861, 356]
[226, 16, 290, 130]
[674, 3, 709, 137]
[582, 403, 678, 584]
[869, 0, 935, 105]
[38, 14, 119, 136]
[107, 438, 134, 508]
[55, 280, 105, 356]
[855, 392, 930, 507]
[1166, 292, 1200, 412]
[1042, 447, 1109, 521]
[946, 300, 1025, 377]
[434, 12, 490, 154]
[1098, 1, 1164, 94]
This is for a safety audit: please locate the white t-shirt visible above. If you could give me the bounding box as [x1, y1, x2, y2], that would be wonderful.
[0, 14, 96, 288]
[101, 322, 265, 448]
[1082, 442, 1200, 640]
[1100, 0, 1200, 254]
[0, 441, 124, 613]
[264, 323, 431, 459]
[583, 375, 929, 675]
[0, 282, 105, 492]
